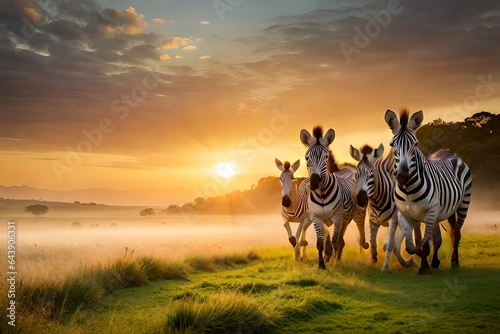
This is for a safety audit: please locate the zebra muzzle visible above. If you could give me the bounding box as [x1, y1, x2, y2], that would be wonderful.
[282, 195, 291, 207]
[396, 173, 410, 186]
[357, 190, 368, 207]
[310, 173, 321, 190]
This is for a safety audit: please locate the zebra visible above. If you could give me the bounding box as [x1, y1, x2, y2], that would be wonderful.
[300, 126, 369, 269]
[349, 143, 413, 271]
[275, 158, 312, 261]
[384, 109, 472, 275]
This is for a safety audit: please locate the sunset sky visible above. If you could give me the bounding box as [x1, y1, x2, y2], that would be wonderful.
[1, 0, 499, 205]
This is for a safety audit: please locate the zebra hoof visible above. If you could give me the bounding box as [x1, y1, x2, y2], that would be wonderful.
[288, 236, 297, 247]
[371, 257, 378, 264]
[451, 260, 459, 269]
[402, 257, 414, 268]
[318, 262, 326, 270]
[418, 266, 431, 276]
[383, 243, 388, 252]
[362, 242, 369, 250]
[299, 240, 309, 247]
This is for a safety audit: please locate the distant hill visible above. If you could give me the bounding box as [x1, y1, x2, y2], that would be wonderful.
[0, 185, 192, 207]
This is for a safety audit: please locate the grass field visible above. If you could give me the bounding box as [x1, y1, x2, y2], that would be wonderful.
[2, 233, 499, 333]
[1, 200, 499, 333]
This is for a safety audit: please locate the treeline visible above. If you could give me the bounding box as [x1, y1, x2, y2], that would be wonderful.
[416, 111, 499, 189]
[160, 176, 288, 215]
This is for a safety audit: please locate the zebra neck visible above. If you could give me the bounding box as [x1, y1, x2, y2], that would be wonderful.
[401, 148, 427, 193]
[319, 172, 335, 191]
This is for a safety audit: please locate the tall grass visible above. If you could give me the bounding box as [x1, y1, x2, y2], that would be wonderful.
[164, 291, 276, 334]
[14, 250, 259, 325]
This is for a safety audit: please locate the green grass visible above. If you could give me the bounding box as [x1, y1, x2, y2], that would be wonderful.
[3, 234, 500, 334]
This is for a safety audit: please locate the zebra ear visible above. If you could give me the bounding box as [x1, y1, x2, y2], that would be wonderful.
[408, 110, 424, 131]
[275, 158, 285, 171]
[349, 145, 362, 162]
[374, 143, 384, 158]
[385, 109, 401, 135]
[300, 129, 315, 146]
[291, 159, 300, 173]
[320, 128, 335, 146]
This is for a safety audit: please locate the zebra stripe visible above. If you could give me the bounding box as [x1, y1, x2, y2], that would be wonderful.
[300, 126, 368, 269]
[385, 109, 472, 274]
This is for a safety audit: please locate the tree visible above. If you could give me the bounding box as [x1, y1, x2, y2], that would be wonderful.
[25, 204, 49, 217]
[140, 208, 155, 216]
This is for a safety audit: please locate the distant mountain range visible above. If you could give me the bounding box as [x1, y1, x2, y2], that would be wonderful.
[0, 185, 193, 207]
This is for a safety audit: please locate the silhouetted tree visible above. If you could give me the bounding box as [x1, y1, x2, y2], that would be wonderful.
[140, 208, 155, 216]
[25, 204, 49, 217]
[417, 111, 499, 189]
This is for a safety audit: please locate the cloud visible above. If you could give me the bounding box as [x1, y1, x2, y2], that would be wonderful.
[182, 45, 197, 51]
[160, 54, 172, 60]
[152, 18, 166, 25]
[198, 55, 211, 60]
[200, 21, 210, 25]
[158, 37, 192, 49]
[96, 7, 147, 36]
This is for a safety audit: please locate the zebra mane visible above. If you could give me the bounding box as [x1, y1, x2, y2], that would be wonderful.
[400, 109, 409, 129]
[312, 126, 323, 141]
[361, 145, 373, 157]
[284, 161, 290, 170]
[327, 149, 339, 173]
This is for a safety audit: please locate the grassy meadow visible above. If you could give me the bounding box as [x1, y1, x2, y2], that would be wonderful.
[1, 199, 499, 333]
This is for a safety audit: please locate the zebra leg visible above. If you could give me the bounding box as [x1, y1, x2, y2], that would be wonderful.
[369, 222, 380, 263]
[431, 225, 442, 270]
[354, 207, 369, 250]
[394, 224, 413, 268]
[417, 217, 437, 275]
[310, 213, 326, 269]
[324, 225, 333, 262]
[284, 221, 296, 247]
[293, 216, 307, 261]
[333, 216, 349, 262]
[451, 195, 470, 268]
[298, 218, 312, 261]
[399, 215, 418, 255]
[448, 213, 461, 268]
[382, 212, 398, 272]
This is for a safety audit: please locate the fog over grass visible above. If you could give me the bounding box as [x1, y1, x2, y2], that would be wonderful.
[1, 198, 497, 284]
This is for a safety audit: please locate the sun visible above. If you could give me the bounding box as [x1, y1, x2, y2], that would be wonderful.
[214, 162, 239, 179]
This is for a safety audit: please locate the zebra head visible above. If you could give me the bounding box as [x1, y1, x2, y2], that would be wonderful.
[384, 109, 424, 187]
[275, 158, 300, 207]
[349, 143, 384, 204]
[300, 126, 335, 191]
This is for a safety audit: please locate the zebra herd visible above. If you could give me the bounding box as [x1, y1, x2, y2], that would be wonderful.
[276, 109, 472, 275]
